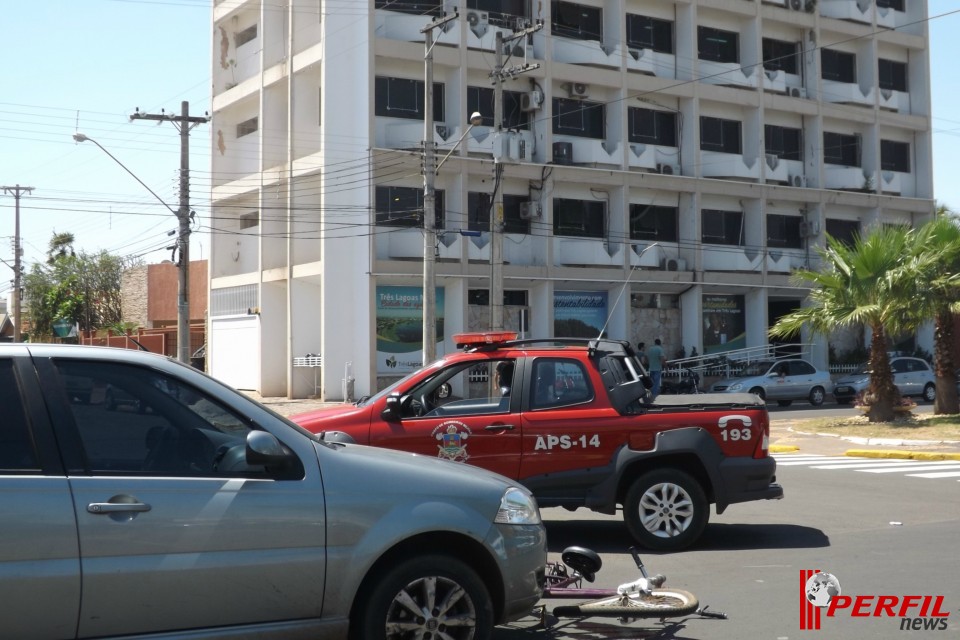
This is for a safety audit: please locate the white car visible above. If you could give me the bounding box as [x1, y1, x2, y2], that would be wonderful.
[709, 359, 834, 407]
[832, 356, 936, 404]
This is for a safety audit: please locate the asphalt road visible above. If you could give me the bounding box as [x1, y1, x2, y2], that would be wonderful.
[495, 457, 960, 639]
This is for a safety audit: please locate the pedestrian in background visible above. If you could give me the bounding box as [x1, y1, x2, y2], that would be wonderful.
[647, 338, 667, 398]
[637, 342, 648, 369]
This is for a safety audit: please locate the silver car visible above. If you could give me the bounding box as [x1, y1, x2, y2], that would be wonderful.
[832, 356, 937, 404]
[709, 358, 834, 406]
[0, 344, 546, 640]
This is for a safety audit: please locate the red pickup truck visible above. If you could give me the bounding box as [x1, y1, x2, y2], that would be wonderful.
[292, 332, 783, 550]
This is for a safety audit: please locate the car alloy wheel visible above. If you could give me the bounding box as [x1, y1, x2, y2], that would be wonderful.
[624, 469, 708, 552]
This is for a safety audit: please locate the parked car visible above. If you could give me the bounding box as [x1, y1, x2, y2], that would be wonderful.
[292, 332, 783, 551]
[833, 356, 937, 404]
[709, 358, 834, 406]
[0, 343, 546, 639]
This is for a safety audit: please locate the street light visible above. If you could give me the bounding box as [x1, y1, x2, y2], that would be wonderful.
[422, 111, 483, 366]
[73, 132, 191, 363]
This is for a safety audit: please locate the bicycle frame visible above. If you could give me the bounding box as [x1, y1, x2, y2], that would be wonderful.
[543, 547, 661, 600]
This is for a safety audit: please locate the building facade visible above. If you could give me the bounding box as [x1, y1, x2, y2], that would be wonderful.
[208, 0, 934, 399]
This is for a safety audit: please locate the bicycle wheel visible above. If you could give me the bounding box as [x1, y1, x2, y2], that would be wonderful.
[553, 588, 699, 619]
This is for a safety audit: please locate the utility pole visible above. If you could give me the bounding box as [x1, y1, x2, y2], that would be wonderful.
[2, 185, 32, 343]
[421, 13, 458, 366]
[490, 24, 541, 331]
[130, 101, 209, 364]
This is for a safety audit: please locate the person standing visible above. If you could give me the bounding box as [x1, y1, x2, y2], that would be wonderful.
[647, 338, 666, 398]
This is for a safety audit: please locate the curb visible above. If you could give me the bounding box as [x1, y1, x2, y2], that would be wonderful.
[770, 444, 800, 453]
[843, 450, 960, 461]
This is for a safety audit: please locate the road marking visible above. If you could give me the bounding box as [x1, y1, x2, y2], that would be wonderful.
[860, 463, 960, 474]
[906, 470, 960, 478]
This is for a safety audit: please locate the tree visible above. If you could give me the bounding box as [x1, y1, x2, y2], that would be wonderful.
[908, 210, 960, 415]
[770, 225, 917, 422]
[24, 232, 142, 341]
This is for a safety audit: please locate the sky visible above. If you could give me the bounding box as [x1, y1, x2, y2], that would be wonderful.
[2, 0, 960, 301]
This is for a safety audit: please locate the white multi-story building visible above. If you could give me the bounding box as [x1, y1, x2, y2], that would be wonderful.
[208, 0, 933, 400]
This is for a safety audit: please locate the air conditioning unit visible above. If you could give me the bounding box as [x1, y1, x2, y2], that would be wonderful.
[790, 174, 806, 187]
[656, 163, 677, 175]
[466, 10, 489, 37]
[660, 257, 687, 271]
[789, 87, 805, 99]
[553, 141, 573, 165]
[520, 90, 543, 112]
[800, 219, 821, 238]
[519, 201, 541, 220]
[563, 82, 590, 99]
[790, 0, 803, 9]
[804, 0, 817, 12]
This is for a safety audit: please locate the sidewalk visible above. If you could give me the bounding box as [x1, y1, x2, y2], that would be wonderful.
[769, 420, 960, 461]
[248, 393, 960, 462]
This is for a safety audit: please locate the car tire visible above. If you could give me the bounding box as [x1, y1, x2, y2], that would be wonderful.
[749, 387, 766, 401]
[623, 468, 708, 552]
[923, 384, 936, 403]
[777, 400, 793, 407]
[809, 387, 826, 406]
[353, 554, 493, 640]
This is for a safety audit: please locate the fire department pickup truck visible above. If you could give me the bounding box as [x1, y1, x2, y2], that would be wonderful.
[292, 332, 783, 550]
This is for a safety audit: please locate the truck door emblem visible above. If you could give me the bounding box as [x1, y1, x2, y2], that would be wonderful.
[434, 422, 472, 462]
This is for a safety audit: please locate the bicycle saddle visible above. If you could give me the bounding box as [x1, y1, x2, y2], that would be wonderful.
[560, 546, 602, 582]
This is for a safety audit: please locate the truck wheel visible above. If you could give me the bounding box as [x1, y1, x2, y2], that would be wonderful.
[352, 554, 493, 640]
[623, 469, 708, 552]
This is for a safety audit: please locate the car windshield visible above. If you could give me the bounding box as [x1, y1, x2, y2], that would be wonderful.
[741, 361, 775, 376]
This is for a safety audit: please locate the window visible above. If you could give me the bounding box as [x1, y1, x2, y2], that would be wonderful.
[236, 117, 258, 138]
[821, 49, 856, 83]
[53, 360, 288, 478]
[374, 0, 443, 17]
[825, 218, 860, 248]
[698, 27, 739, 63]
[765, 125, 803, 161]
[701, 209, 744, 246]
[468, 0, 530, 28]
[531, 358, 593, 409]
[881, 140, 910, 173]
[767, 214, 803, 249]
[375, 185, 445, 229]
[239, 211, 259, 230]
[375, 76, 445, 122]
[0, 360, 39, 472]
[467, 86, 529, 130]
[467, 192, 531, 234]
[235, 24, 257, 48]
[700, 116, 742, 154]
[553, 198, 606, 239]
[551, 1, 602, 41]
[628, 108, 677, 146]
[879, 59, 907, 92]
[625, 14, 673, 53]
[468, 289, 529, 306]
[552, 98, 605, 139]
[823, 132, 861, 166]
[876, 0, 904, 10]
[762, 38, 799, 75]
[629, 204, 678, 242]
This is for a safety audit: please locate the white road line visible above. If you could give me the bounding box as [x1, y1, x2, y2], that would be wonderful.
[906, 471, 960, 478]
[860, 463, 960, 474]
[811, 461, 937, 470]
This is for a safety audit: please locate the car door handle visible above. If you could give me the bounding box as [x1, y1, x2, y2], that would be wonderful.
[87, 502, 152, 514]
[485, 424, 516, 431]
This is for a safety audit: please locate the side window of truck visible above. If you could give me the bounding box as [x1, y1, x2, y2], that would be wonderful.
[0, 359, 40, 472]
[530, 358, 593, 409]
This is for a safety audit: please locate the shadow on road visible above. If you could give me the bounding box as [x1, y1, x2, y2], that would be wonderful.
[544, 520, 829, 554]
[497, 613, 715, 639]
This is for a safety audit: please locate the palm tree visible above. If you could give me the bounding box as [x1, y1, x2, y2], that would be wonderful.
[908, 210, 960, 415]
[47, 232, 75, 264]
[770, 225, 916, 422]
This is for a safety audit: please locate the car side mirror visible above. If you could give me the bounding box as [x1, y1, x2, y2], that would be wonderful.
[246, 431, 294, 466]
[382, 394, 402, 421]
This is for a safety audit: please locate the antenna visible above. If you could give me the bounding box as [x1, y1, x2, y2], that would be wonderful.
[597, 243, 659, 339]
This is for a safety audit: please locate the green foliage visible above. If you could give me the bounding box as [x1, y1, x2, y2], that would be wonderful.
[24, 232, 143, 341]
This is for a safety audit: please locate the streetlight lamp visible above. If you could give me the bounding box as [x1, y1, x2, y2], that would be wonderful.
[422, 111, 483, 366]
[72, 132, 191, 363]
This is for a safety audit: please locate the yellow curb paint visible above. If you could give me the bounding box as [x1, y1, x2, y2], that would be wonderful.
[770, 445, 800, 453]
[844, 450, 960, 461]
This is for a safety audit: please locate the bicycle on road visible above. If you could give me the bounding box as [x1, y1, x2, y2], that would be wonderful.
[536, 546, 726, 626]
